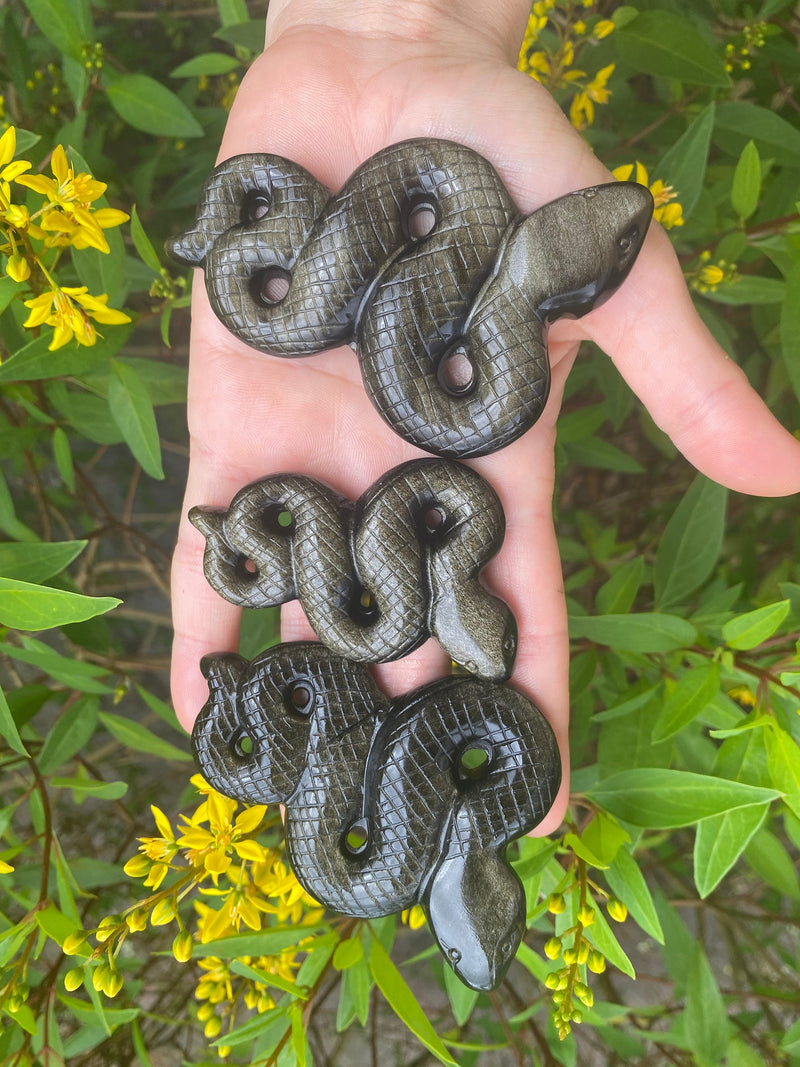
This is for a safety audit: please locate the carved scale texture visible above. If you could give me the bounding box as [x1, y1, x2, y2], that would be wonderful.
[167, 139, 653, 457]
[189, 458, 518, 680]
[192, 643, 561, 990]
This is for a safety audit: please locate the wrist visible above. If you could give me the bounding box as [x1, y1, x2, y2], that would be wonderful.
[265, 0, 531, 60]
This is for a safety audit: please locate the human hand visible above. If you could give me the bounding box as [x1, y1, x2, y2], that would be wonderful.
[169, 0, 800, 833]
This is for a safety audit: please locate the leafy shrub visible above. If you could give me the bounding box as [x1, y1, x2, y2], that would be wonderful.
[1, 1, 799, 1065]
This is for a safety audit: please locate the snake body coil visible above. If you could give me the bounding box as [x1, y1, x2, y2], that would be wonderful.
[168, 139, 653, 457]
[193, 642, 561, 991]
[190, 458, 517, 680]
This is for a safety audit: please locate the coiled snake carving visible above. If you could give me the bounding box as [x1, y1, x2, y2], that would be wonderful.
[168, 138, 653, 457]
[190, 458, 517, 680]
[193, 642, 561, 991]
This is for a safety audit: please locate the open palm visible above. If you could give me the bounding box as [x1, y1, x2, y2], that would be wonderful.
[170, 4, 800, 832]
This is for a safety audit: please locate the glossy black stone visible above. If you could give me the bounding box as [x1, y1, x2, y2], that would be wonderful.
[167, 139, 654, 458]
[192, 642, 561, 991]
[190, 458, 517, 680]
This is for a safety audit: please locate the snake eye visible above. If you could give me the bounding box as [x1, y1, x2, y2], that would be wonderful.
[241, 188, 272, 222]
[401, 193, 439, 242]
[285, 678, 315, 718]
[448, 947, 462, 964]
[618, 226, 638, 255]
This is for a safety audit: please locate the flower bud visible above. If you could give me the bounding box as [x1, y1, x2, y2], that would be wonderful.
[173, 930, 194, 963]
[588, 950, 606, 973]
[562, 948, 577, 966]
[6, 255, 31, 283]
[574, 982, 594, 1007]
[544, 937, 562, 960]
[197, 1002, 215, 1022]
[551, 990, 565, 1005]
[63, 931, 88, 956]
[64, 968, 84, 992]
[150, 898, 176, 926]
[544, 971, 560, 990]
[93, 963, 110, 991]
[547, 893, 566, 914]
[204, 1015, 222, 1039]
[7, 995, 23, 1013]
[103, 969, 123, 998]
[571, 1009, 582, 1025]
[577, 905, 595, 927]
[95, 916, 120, 943]
[607, 898, 628, 923]
[217, 1046, 231, 1059]
[577, 942, 589, 965]
[123, 854, 151, 878]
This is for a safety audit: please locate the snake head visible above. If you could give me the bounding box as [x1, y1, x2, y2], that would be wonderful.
[424, 848, 526, 992]
[432, 587, 517, 681]
[503, 180, 654, 322]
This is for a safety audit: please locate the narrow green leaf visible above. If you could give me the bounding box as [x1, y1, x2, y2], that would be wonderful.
[35, 904, 79, 946]
[0, 541, 86, 584]
[722, 600, 790, 650]
[715, 101, 800, 166]
[587, 769, 779, 828]
[782, 1017, 800, 1053]
[217, 0, 249, 26]
[0, 684, 27, 756]
[229, 959, 307, 999]
[129, 205, 162, 274]
[21, 0, 83, 58]
[684, 946, 729, 1066]
[615, 11, 731, 86]
[443, 965, 479, 1027]
[135, 685, 183, 734]
[583, 900, 635, 978]
[0, 578, 120, 632]
[50, 777, 128, 799]
[580, 812, 630, 868]
[693, 805, 767, 898]
[655, 475, 727, 609]
[52, 427, 75, 493]
[39, 695, 99, 774]
[213, 19, 266, 52]
[170, 53, 240, 78]
[657, 103, 715, 219]
[332, 936, 365, 971]
[98, 711, 191, 761]
[605, 847, 664, 943]
[652, 662, 720, 742]
[108, 359, 164, 479]
[707, 275, 785, 306]
[291, 1002, 308, 1067]
[569, 612, 697, 653]
[595, 556, 644, 615]
[0, 333, 108, 383]
[730, 141, 761, 221]
[106, 73, 204, 138]
[369, 939, 457, 1065]
[765, 724, 800, 820]
[744, 827, 800, 899]
[0, 638, 111, 693]
[214, 1005, 289, 1050]
[563, 437, 644, 473]
[196, 926, 324, 958]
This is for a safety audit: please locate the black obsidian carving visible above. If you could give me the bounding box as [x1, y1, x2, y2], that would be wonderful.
[192, 641, 561, 991]
[190, 458, 517, 681]
[167, 139, 653, 458]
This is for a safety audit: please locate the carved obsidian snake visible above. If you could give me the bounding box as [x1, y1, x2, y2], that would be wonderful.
[190, 458, 517, 680]
[168, 138, 653, 457]
[193, 642, 561, 991]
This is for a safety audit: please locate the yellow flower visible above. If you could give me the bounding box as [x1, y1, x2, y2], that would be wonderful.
[6, 253, 30, 282]
[569, 64, 615, 129]
[0, 858, 14, 874]
[401, 904, 427, 930]
[612, 161, 684, 228]
[0, 127, 31, 209]
[23, 285, 130, 350]
[593, 19, 615, 39]
[177, 789, 269, 880]
[15, 144, 128, 254]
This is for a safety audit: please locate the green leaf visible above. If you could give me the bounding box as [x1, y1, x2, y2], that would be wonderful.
[693, 804, 767, 898]
[35, 904, 79, 946]
[0, 578, 120, 631]
[706, 275, 785, 306]
[655, 475, 727, 609]
[50, 777, 128, 799]
[652, 662, 720, 742]
[0, 685, 26, 756]
[0, 333, 109, 383]
[21, 0, 83, 58]
[170, 53, 240, 78]
[98, 711, 191, 761]
[215, 1005, 290, 1050]
[657, 103, 715, 219]
[730, 141, 761, 221]
[580, 812, 630, 868]
[685, 946, 729, 1066]
[337, 954, 371, 1029]
[135, 685, 183, 734]
[587, 769, 779, 828]
[722, 600, 790, 650]
[443, 965, 480, 1026]
[595, 556, 644, 615]
[605, 847, 664, 943]
[780, 260, 800, 404]
[615, 10, 731, 87]
[229, 959, 307, 999]
[744, 826, 800, 899]
[765, 724, 800, 820]
[782, 1017, 800, 1054]
[0, 541, 86, 584]
[563, 832, 608, 869]
[129, 205, 162, 274]
[563, 437, 644, 474]
[715, 102, 800, 166]
[52, 427, 75, 493]
[39, 695, 99, 774]
[108, 359, 164, 479]
[0, 637, 112, 693]
[368, 939, 457, 1065]
[105, 73, 204, 138]
[217, 0, 249, 26]
[213, 18, 266, 52]
[196, 926, 324, 958]
[583, 899, 635, 979]
[568, 612, 696, 653]
[332, 936, 365, 971]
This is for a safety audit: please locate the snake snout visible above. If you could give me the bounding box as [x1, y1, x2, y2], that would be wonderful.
[164, 228, 210, 268]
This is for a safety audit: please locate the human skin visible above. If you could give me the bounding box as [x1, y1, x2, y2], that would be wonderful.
[169, 0, 800, 834]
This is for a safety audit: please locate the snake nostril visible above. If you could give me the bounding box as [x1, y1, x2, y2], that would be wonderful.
[235, 556, 259, 581]
[241, 189, 272, 222]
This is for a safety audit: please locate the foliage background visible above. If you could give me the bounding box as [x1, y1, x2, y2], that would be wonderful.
[1, 0, 799, 1065]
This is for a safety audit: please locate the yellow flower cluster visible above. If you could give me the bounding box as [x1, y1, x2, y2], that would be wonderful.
[688, 250, 738, 294]
[612, 161, 684, 229]
[0, 126, 130, 351]
[518, 0, 616, 131]
[724, 20, 768, 74]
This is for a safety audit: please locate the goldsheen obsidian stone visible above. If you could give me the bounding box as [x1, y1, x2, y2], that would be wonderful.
[168, 139, 653, 458]
[189, 458, 517, 681]
[192, 642, 561, 992]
